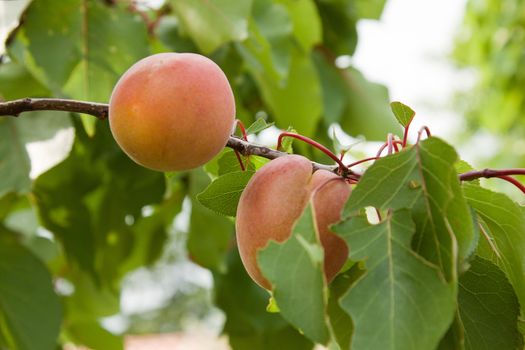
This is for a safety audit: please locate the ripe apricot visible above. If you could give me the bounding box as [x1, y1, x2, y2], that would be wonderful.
[235, 155, 350, 289]
[109, 53, 235, 171]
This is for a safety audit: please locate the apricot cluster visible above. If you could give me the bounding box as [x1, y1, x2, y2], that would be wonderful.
[109, 53, 349, 290]
[235, 155, 350, 290]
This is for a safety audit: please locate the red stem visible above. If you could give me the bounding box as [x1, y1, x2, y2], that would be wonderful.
[347, 157, 379, 169]
[402, 117, 413, 148]
[416, 126, 432, 143]
[459, 168, 525, 181]
[459, 168, 525, 195]
[387, 133, 394, 155]
[376, 142, 388, 158]
[233, 150, 246, 171]
[235, 119, 248, 141]
[496, 175, 525, 195]
[393, 140, 402, 152]
[277, 132, 348, 173]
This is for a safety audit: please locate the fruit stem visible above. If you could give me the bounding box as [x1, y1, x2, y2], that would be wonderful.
[235, 119, 248, 141]
[416, 126, 432, 143]
[277, 132, 348, 175]
[402, 117, 414, 148]
[387, 134, 396, 155]
[347, 157, 379, 169]
[377, 133, 402, 157]
[495, 175, 525, 194]
[233, 150, 246, 171]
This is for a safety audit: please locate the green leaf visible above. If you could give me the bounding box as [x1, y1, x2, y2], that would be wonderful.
[326, 266, 364, 350]
[340, 68, 401, 140]
[0, 111, 73, 197]
[312, 51, 348, 126]
[248, 0, 293, 79]
[218, 150, 255, 176]
[353, 0, 387, 19]
[0, 119, 31, 196]
[33, 124, 166, 281]
[458, 257, 523, 350]
[66, 320, 123, 350]
[280, 126, 296, 153]
[0, 61, 49, 100]
[197, 171, 255, 217]
[0, 235, 62, 350]
[333, 210, 455, 350]
[344, 137, 475, 282]
[12, 0, 149, 134]
[258, 202, 329, 344]
[276, 0, 321, 50]
[316, 0, 358, 56]
[0, 193, 20, 222]
[254, 49, 322, 136]
[390, 101, 415, 127]
[238, 2, 322, 136]
[245, 118, 274, 135]
[65, 272, 119, 320]
[188, 169, 234, 271]
[171, 0, 252, 53]
[19, 0, 149, 97]
[120, 179, 186, 273]
[463, 183, 525, 315]
[214, 250, 313, 350]
[153, 15, 198, 53]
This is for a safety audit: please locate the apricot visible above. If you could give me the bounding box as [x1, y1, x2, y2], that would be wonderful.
[235, 155, 350, 289]
[109, 52, 235, 171]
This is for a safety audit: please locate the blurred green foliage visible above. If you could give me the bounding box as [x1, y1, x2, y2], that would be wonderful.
[0, 0, 394, 349]
[454, 0, 525, 169]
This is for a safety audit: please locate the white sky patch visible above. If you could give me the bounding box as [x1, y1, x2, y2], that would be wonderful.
[0, 0, 30, 54]
[353, 0, 472, 145]
[25, 127, 75, 179]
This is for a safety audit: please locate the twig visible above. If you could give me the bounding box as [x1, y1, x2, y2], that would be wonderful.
[0, 98, 109, 119]
[496, 175, 525, 195]
[460, 168, 525, 194]
[0, 98, 339, 174]
[1, 98, 524, 191]
[226, 137, 337, 173]
[459, 168, 525, 181]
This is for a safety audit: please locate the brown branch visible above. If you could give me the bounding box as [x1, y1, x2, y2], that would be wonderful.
[226, 136, 337, 173]
[1, 98, 524, 187]
[0, 98, 109, 119]
[0, 98, 338, 173]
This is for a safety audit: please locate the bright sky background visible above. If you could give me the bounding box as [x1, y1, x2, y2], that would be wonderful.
[353, 0, 470, 143]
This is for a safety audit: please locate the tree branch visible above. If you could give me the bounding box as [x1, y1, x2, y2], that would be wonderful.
[0, 98, 337, 173]
[0, 98, 109, 119]
[459, 168, 525, 181]
[1, 98, 524, 188]
[226, 136, 338, 173]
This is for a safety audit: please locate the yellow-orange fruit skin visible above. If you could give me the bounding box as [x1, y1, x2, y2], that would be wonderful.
[236, 155, 351, 290]
[109, 52, 235, 171]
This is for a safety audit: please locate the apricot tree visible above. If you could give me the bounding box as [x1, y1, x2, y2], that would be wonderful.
[0, 1, 524, 350]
